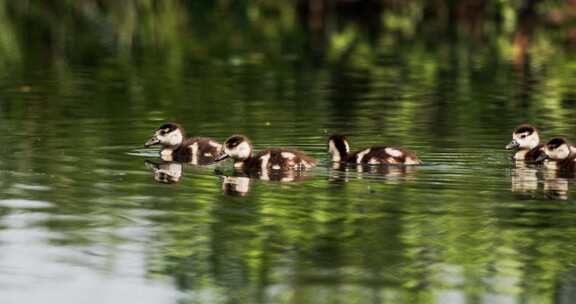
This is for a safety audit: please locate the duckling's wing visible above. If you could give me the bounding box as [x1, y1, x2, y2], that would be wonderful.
[356, 145, 422, 165]
[186, 137, 223, 156]
[255, 148, 316, 170]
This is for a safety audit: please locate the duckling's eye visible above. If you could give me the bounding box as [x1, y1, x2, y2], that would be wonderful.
[521, 134, 527, 138]
[159, 131, 166, 135]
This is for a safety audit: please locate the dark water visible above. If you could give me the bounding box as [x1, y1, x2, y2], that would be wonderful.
[2, 1, 576, 303]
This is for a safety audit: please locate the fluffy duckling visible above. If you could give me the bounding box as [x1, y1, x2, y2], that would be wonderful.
[537, 137, 576, 173]
[216, 135, 317, 171]
[144, 123, 223, 164]
[505, 124, 545, 162]
[327, 135, 422, 165]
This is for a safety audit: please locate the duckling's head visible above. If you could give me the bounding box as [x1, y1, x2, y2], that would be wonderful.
[543, 137, 572, 161]
[145, 123, 184, 148]
[217, 135, 253, 162]
[328, 135, 350, 162]
[506, 124, 540, 150]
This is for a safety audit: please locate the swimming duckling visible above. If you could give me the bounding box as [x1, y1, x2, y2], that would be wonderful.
[505, 124, 545, 162]
[215, 135, 317, 171]
[144, 123, 223, 164]
[537, 137, 576, 174]
[327, 135, 422, 165]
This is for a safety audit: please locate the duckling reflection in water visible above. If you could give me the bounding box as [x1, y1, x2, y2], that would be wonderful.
[145, 160, 182, 184]
[144, 123, 223, 164]
[510, 162, 539, 194]
[329, 161, 418, 184]
[221, 175, 251, 196]
[543, 176, 569, 200]
[220, 168, 312, 196]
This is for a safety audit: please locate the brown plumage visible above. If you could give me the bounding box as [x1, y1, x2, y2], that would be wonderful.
[506, 124, 545, 163]
[216, 135, 317, 171]
[541, 137, 576, 177]
[144, 123, 223, 164]
[328, 135, 422, 165]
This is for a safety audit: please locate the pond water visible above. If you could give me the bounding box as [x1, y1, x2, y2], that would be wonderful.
[1, 1, 576, 303]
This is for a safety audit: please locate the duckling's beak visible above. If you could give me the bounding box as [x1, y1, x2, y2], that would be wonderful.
[145, 136, 160, 147]
[215, 153, 230, 162]
[506, 140, 519, 150]
[535, 153, 549, 163]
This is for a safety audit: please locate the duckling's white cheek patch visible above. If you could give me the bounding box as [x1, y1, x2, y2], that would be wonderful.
[385, 148, 403, 158]
[165, 131, 183, 146]
[235, 142, 252, 159]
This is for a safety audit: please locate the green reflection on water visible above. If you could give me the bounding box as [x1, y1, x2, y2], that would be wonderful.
[1, 1, 576, 303]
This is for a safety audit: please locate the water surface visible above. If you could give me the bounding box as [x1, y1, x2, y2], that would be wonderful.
[1, 1, 576, 303]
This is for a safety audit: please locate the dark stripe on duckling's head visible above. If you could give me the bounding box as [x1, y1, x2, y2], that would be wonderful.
[225, 135, 250, 149]
[158, 123, 181, 134]
[145, 122, 185, 147]
[542, 137, 573, 161]
[547, 137, 568, 149]
[222, 135, 253, 161]
[514, 124, 536, 135]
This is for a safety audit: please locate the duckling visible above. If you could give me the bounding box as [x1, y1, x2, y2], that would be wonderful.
[215, 135, 317, 171]
[327, 135, 422, 165]
[144, 123, 223, 164]
[537, 137, 576, 175]
[505, 124, 545, 162]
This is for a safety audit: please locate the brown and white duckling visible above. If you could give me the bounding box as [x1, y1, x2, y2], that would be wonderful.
[215, 135, 317, 171]
[505, 124, 545, 162]
[328, 135, 422, 165]
[537, 137, 576, 173]
[144, 123, 223, 164]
